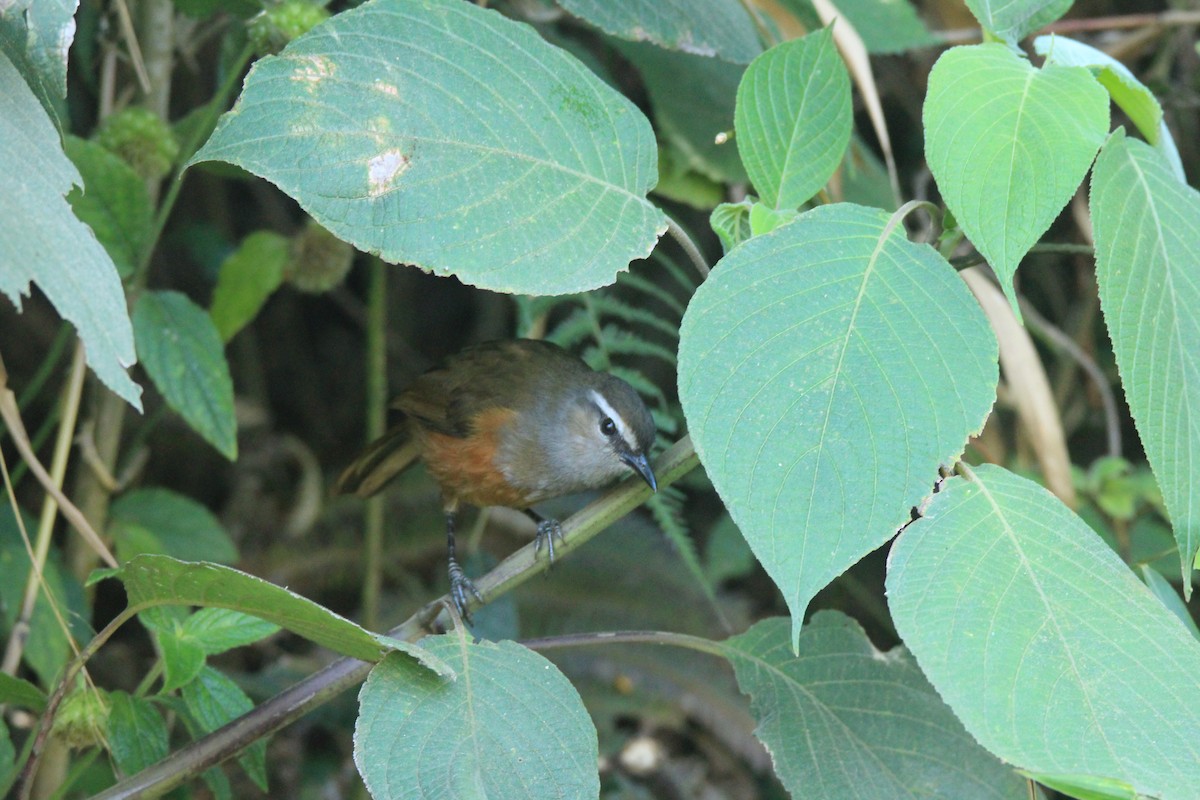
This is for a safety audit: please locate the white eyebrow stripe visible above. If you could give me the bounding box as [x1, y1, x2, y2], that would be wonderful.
[589, 389, 637, 451]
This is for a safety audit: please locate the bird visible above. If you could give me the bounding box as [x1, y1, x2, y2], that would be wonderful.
[335, 339, 658, 620]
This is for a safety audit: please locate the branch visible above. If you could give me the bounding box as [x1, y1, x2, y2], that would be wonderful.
[90, 437, 700, 799]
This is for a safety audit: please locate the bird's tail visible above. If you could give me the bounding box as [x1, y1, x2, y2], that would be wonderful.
[333, 426, 422, 498]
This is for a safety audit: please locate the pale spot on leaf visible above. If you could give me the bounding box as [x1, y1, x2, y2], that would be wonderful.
[367, 149, 409, 197]
[291, 55, 335, 86]
[373, 81, 399, 97]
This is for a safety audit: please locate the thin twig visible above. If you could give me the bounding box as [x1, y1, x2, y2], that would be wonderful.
[1019, 298, 1122, 458]
[0, 345, 90, 678]
[0, 352, 117, 568]
[111, 0, 151, 93]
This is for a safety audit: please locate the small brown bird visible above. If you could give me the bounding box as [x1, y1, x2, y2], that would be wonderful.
[336, 339, 658, 619]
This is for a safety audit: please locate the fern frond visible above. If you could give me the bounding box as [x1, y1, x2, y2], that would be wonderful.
[593, 325, 677, 365]
[587, 295, 680, 340]
[544, 306, 597, 353]
[647, 488, 731, 632]
[616, 272, 687, 317]
[652, 250, 700, 296]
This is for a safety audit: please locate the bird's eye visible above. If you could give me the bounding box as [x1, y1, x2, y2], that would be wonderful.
[600, 418, 617, 437]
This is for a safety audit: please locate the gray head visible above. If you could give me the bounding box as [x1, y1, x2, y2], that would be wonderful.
[535, 372, 658, 499]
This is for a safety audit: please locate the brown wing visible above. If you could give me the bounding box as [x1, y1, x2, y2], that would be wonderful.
[393, 339, 587, 438]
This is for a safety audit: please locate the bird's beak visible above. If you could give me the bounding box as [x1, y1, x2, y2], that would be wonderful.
[621, 451, 657, 492]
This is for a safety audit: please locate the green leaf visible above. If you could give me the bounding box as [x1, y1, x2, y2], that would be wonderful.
[63, 137, 154, 279]
[0, 52, 141, 408]
[105, 554, 451, 674]
[133, 290, 237, 460]
[678, 204, 997, 646]
[109, 488, 238, 564]
[963, 0, 1072, 46]
[1024, 773, 1138, 800]
[560, 0, 762, 63]
[704, 515, 757, 584]
[0, 0, 74, 111]
[0, 672, 47, 712]
[107, 692, 169, 777]
[924, 44, 1109, 315]
[747, 202, 797, 235]
[182, 666, 267, 791]
[721, 614, 1030, 798]
[710, 199, 754, 253]
[155, 624, 208, 693]
[654, 144, 725, 210]
[190, 0, 665, 296]
[841, 135, 896, 210]
[1091, 130, 1200, 588]
[779, 0, 936, 54]
[1034, 34, 1185, 181]
[355, 638, 599, 799]
[1034, 36, 1160, 145]
[209, 231, 288, 342]
[614, 40, 746, 183]
[184, 607, 281, 655]
[887, 464, 1200, 800]
[1139, 566, 1200, 642]
[735, 28, 850, 209]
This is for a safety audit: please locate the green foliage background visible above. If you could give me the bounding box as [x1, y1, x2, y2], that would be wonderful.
[2, 0, 1199, 798]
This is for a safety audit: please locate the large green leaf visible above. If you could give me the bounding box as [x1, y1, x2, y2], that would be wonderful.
[614, 40, 746, 183]
[0, 53, 141, 408]
[678, 204, 997, 646]
[133, 291, 237, 460]
[722, 613, 1029, 798]
[104, 554, 450, 673]
[887, 464, 1200, 800]
[190, 0, 665, 295]
[355, 637, 598, 799]
[963, 0, 1071, 46]
[924, 44, 1108, 314]
[1090, 129, 1200, 589]
[735, 28, 850, 210]
[561, 0, 761, 63]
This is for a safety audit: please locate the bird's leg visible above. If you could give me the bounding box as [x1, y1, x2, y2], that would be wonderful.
[526, 509, 564, 565]
[445, 511, 482, 620]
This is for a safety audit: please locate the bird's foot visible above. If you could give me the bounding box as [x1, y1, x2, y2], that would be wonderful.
[533, 518, 565, 565]
[447, 557, 483, 622]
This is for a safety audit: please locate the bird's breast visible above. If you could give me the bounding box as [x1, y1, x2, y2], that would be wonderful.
[419, 407, 540, 509]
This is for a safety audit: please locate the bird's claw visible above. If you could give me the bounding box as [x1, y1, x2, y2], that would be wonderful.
[533, 518, 565, 565]
[447, 557, 483, 622]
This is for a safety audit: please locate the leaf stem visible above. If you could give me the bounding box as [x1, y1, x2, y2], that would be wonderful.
[665, 217, 710, 280]
[523, 629, 730, 660]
